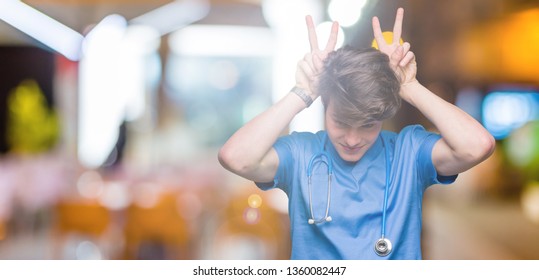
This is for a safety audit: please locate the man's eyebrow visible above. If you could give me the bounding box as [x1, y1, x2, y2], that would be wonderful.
[332, 114, 348, 124]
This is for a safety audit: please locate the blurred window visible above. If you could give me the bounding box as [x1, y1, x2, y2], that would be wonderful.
[165, 25, 274, 147]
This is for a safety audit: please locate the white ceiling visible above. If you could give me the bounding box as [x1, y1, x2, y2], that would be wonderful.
[0, 0, 266, 45]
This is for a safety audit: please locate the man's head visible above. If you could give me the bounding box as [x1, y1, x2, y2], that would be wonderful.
[318, 46, 401, 162]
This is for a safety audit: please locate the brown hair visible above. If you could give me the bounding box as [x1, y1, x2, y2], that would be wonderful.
[318, 46, 401, 125]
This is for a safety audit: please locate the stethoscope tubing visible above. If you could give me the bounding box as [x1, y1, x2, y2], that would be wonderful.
[380, 136, 390, 238]
[307, 151, 332, 224]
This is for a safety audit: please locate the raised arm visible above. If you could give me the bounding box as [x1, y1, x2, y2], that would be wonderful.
[373, 8, 495, 176]
[218, 17, 339, 182]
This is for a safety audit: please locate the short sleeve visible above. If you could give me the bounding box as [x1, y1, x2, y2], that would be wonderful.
[414, 128, 458, 187]
[254, 134, 296, 193]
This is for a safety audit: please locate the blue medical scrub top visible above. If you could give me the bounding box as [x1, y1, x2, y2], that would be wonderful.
[256, 125, 457, 259]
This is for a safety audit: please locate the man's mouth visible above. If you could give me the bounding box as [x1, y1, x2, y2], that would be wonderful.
[341, 144, 363, 153]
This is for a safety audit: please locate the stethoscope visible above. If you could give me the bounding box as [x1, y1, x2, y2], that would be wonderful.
[306, 135, 392, 257]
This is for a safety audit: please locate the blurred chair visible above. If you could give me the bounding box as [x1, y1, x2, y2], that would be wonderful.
[0, 219, 5, 241]
[123, 192, 190, 259]
[53, 200, 115, 259]
[206, 188, 290, 259]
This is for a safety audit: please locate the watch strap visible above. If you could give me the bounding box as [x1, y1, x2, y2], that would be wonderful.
[291, 86, 314, 107]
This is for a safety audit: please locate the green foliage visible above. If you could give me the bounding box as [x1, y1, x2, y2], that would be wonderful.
[6, 79, 60, 154]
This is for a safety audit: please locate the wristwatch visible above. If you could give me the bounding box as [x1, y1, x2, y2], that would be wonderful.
[291, 86, 314, 107]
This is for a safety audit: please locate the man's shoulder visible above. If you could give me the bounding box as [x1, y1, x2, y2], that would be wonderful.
[391, 124, 441, 152]
[379, 124, 437, 148]
[287, 130, 326, 142]
[393, 124, 438, 140]
[398, 124, 429, 135]
[276, 130, 326, 152]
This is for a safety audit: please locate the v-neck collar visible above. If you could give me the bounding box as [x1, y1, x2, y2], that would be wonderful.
[324, 131, 384, 170]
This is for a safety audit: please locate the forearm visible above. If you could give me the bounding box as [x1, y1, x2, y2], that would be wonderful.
[401, 81, 495, 167]
[218, 91, 307, 176]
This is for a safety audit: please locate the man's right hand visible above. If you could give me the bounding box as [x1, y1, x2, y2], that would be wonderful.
[295, 16, 339, 100]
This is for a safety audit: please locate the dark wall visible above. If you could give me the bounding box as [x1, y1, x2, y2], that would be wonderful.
[0, 46, 55, 153]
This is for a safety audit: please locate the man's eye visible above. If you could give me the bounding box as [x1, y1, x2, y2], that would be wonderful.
[362, 123, 374, 128]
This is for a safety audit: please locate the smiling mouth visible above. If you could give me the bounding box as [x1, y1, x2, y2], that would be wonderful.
[342, 144, 363, 152]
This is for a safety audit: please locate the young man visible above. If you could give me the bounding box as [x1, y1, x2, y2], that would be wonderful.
[218, 8, 495, 259]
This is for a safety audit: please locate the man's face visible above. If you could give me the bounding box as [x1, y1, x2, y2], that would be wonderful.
[325, 101, 383, 163]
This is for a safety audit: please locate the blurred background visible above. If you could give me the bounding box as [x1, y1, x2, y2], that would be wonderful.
[0, 0, 538, 260]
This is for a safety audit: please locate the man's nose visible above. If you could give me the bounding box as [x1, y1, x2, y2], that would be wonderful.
[343, 128, 362, 147]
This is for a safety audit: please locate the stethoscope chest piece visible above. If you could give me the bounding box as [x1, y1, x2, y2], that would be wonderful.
[374, 237, 392, 257]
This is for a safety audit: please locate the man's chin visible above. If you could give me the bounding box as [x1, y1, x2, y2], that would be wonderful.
[338, 152, 362, 163]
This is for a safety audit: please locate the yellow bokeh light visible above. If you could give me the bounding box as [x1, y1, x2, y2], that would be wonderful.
[247, 194, 262, 208]
[371, 31, 404, 49]
[522, 181, 539, 224]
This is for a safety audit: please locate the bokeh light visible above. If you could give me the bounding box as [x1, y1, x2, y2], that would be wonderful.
[75, 240, 102, 260]
[482, 91, 539, 139]
[76, 170, 104, 199]
[208, 60, 240, 91]
[97, 181, 130, 210]
[328, 0, 367, 27]
[316, 21, 345, 49]
[247, 194, 262, 209]
[176, 192, 203, 221]
[243, 207, 261, 225]
[371, 31, 404, 49]
[505, 121, 539, 169]
[521, 181, 539, 224]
